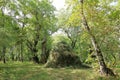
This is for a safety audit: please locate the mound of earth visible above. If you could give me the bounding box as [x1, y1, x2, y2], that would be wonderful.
[44, 41, 82, 68]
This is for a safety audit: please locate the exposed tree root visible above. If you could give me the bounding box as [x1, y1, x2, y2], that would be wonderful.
[100, 66, 116, 76]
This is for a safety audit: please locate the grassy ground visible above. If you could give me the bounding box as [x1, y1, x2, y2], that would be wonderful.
[0, 61, 120, 80]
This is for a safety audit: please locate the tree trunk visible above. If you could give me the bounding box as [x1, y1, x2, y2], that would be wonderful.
[11, 52, 15, 61]
[26, 33, 40, 64]
[10, 47, 14, 61]
[40, 38, 49, 64]
[27, 41, 39, 63]
[31, 48, 39, 64]
[26, 10, 42, 64]
[1, 6, 6, 63]
[32, 55, 39, 64]
[20, 20, 25, 62]
[65, 30, 77, 49]
[20, 43, 24, 62]
[2, 47, 6, 64]
[80, 0, 115, 76]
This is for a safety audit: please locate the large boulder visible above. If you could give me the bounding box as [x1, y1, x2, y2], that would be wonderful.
[44, 41, 82, 68]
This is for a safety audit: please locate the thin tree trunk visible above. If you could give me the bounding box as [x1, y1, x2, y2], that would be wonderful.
[11, 52, 14, 61]
[80, 0, 115, 76]
[20, 18, 25, 62]
[2, 47, 6, 64]
[20, 43, 23, 62]
[1, 5, 6, 63]
[10, 47, 15, 61]
[65, 30, 77, 49]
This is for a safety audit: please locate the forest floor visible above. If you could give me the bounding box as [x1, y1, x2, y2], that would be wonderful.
[0, 61, 120, 80]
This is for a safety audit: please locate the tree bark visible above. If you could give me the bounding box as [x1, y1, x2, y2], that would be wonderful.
[20, 43, 24, 62]
[1, 5, 6, 64]
[20, 17, 25, 62]
[80, 0, 115, 76]
[40, 38, 49, 64]
[27, 40, 39, 64]
[10, 47, 15, 61]
[2, 47, 6, 64]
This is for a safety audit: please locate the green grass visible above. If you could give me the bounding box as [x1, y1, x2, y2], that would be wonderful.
[0, 61, 120, 80]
